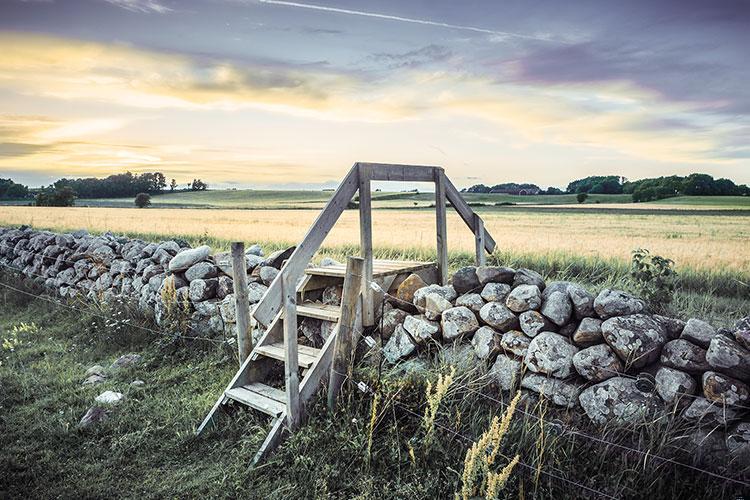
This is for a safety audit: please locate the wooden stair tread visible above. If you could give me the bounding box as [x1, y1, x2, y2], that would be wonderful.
[306, 259, 435, 278]
[254, 342, 321, 368]
[295, 303, 340, 321]
[225, 383, 286, 417]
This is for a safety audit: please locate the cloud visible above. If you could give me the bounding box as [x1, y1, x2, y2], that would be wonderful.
[368, 44, 452, 69]
[101, 0, 172, 13]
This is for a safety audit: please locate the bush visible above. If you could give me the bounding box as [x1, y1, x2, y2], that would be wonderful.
[135, 192, 151, 208]
[630, 248, 679, 308]
[35, 186, 76, 207]
[576, 192, 588, 204]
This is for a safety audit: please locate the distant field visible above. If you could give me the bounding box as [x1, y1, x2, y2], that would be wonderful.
[1, 205, 749, 275]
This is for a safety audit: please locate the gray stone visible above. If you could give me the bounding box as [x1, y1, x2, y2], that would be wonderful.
[247, 282, 268, 304]
[424, 293, 453, 321]
[593, 289, 646, 319]
[480, 282, 511, 303]
[726, 422, 750, 461]
[655, 366, 697, 406]
[193, 299, 220, 317]
[441, 306, 479, 341]
[505, 284, 542, 313]
[455, 293, 484, 313]
[472, 326, 502, 360]
[82, 374, 107, 385]
[381, 308, 410, 340]
[189, 278, 218, 302]
[111, 353, 142, 369]
[579, 377, 660, 425]
[321, 285, 342, 306]
[78, 406, 108, 428]
[498, 330, 530, 357]
[489, 355, 522, 391]
[219, 294, 237, 323]
[706, 335, 750, 381]
[95, 390, 125, 405]
[601, 314, 668, 369]
[573, 344, 623, 382]
[383, 324, 417, 363]
[216, 275, 233, 299]
[452, 266, 480, 294]
[403, 315, 440, 344]
[653, 315, 686, 339]
[261, 246, 295, 269]
[246, 244, 264, 256]
[513, 268, 545, 290]
[521, 374, 581, 408]
[540, 291, 573, 327]
[168, 245, 211, 272]
[702, 371, 749, 407]
[185, 261, 218, 282]
[736, 329, 750, 351]
[259, 266, 279, 286]
[524, 332, 578, 378]
[540, 281, 571, 302]
[683, 397, 740, 426]
[660, 339, 710, 374]
[479, 302, 519, 332]
[572, 317, 603, 346]
[413, 284, 457, 309]
[680, 318, 719, 348]
[85, 364, 107, 378]
[518, 310, 553, 338]
[567, 283, 595, 319]
[476, 265, 515, 285]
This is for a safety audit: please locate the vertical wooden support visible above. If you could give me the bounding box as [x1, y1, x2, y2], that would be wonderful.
[328, 256, 364, 412]
[434, 169, 448, 285]
[473, 214, 486, 266]
[358, 166, 374, 327]
[282, 272, 300, 429]
[231, 242, 252, 365]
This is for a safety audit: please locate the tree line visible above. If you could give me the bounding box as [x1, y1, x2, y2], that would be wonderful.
[0, 178, 29, 200]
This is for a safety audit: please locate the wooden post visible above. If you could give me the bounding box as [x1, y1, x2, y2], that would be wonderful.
[358, 166, 374, 327]
[282, 272, 300, 429]
[473, 213, 486, 266]
[328, 256, 364, 412]
[434, 169, 448, 285]
[231, 242, 252, 365]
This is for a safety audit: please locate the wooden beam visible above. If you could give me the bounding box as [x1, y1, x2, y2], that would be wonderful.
[360, 162, 439, 182]
[231, 242, 252, 365]
[473, 213, 486, 266]
[434, 169, 448, 285]
[443, 175, 496, 253]
[328, 256, 364, 412]
[282, 273, 300, 430]
[253, 164, 360, 326]
[358, 167, 374, 327]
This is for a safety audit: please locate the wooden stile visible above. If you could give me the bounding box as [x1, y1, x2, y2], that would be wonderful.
[282, 272, 300, 429]
[434, 169, 448, 285]
[231, 242, 252, 365]
[473, 213, 486, 266]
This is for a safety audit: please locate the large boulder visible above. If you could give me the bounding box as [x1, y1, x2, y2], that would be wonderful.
[573, 344, 623, 382]
[655, 367, 697, 406]
[489, 355, 522, 391]
[185, 261, 218, 282]
[567, 284, 595, 320]
[505, 284, 542, 313]
[479, 302, 519, 332]
[189, 278, 218, 303]
[518, 310, 554, 338]
[513, 268, 545, 290]
[702, 371, 749, 407]
[524, 332, 578, 378]
[480, 283, 511, 303]
[441, 306, 479, 341]
[396, 274, 427, 303]
[520, 374, 581, 408]
[500, 330, 532, 357]
[601, 314, 668, 369]
[382, 324, 417, 363]
[403, 315, 440, 344]
[424, 293, 453, 321]
[168, 245, 211, 272]
[413, 284, 457, 309]
[680, 318, 719, 348]
[659, 339, 710, 374]
[455, 293, 485, 313]
[247, 282, 268, 304]
[471, 326, 502, 360]
[653, 315, 686, 340]
[683, 397, 740, 426]
[540, 291, 572, 327]
[476, 265, 515, 286]
[572, 317, 603, 346]
[381, 308, 410, 340]
[452, 266, 480, 294]
[593, 289, 646, 319]
[706, 335, 750, 381]
[579, 377, 660, 425]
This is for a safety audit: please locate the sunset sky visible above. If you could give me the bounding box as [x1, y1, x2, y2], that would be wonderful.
[1, 0, 748, 189]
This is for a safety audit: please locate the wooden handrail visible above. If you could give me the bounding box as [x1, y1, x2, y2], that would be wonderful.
[443, 175, 497, 253]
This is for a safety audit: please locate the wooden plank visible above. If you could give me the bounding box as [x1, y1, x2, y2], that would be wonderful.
[254, 342, 320, 368]
[305, 260, 435, 278]
[328, 257, 364, 411]
[231, 242, 252, 365]
[443, 175, 496, 253]
[359, 162, 439, 182]
[473, 213, 486, 266]
[434, 169, 448, 285]
[282, 273, 301, 429]
[253, 164, 360, 326]
[252, 414, 286, 466]
[225, 384, 286, 416]
[359, 167, 374, 327]
[295, 303, 340, 321]
[299, 324, 338, 404]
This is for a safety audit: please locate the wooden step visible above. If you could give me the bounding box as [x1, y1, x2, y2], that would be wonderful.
[225, 382, 286, 417]
[253, 342, 321, 368]
[296, 303, 340, 322]
[306, 259, 435, 278]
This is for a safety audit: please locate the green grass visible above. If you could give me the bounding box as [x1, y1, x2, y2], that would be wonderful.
[643, 196, 750, 208]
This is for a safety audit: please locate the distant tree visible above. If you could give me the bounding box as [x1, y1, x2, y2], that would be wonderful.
[170, 179, 177, 191]
[545, 187, 564, 195]
[567, 176, 623, 194]
[0, 178, 29, 199]
[35, 185, 76, 207]
[576, 192, 589, 204]
[134, 192, 151, 208]
[191, 179, 208, 191]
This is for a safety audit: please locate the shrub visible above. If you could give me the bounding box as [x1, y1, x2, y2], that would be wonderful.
[576, 192, 588, 204]
[135, 192, 151, 208]
[630, 248, 679, 308]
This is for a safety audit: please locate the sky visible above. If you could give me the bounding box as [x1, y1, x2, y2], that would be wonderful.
[0, 0, 748, 189]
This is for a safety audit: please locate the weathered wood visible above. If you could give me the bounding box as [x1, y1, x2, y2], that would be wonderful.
[358, 167, 375, 327]
[231, 242, 252, 365]
[434, 169, 448, 285]
[252, 414, 286, 466]
[254, 342, 320, 368]
[295, 303, 341, 322]
[328, 256, 364, 411]
[443, 175, 496, 253]
[359, 162, 439, 182]
[473, 213, 486, 266]
[305, 259, 434, 278]
[282, 273, 301, 430]
[254, 165, 359, 326]
[225, 383, 286, 416]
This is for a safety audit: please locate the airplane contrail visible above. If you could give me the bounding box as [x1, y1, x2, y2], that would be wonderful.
[256, 0, 554, 42]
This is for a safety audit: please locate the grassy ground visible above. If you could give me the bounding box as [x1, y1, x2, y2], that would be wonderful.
[1, 263, 747, 499]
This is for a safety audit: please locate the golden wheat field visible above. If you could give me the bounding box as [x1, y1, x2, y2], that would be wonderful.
[1, 206, 748, 274]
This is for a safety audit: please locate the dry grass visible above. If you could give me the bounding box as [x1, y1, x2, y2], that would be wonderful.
[2, 206, 748, 274]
